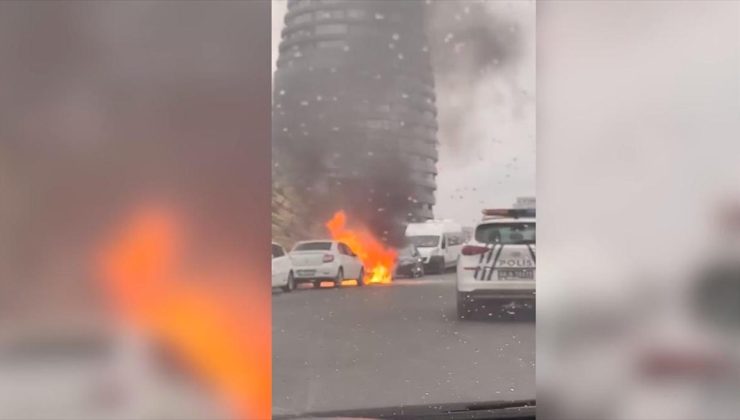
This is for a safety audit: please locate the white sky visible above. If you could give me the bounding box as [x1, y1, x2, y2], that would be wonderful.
[271, 0, 535, 227]
[272, 0, 286, 78]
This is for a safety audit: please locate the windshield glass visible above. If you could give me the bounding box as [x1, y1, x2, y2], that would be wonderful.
[407, 235, 440, 248]
[476, 222, 536, 245]
[272, 0, 535, 414]
[398, 245, 418, 258]
[292, 241, 332, 251]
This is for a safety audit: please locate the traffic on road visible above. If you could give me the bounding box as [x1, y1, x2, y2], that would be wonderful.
[272, 207, 536, 320]
[272, 203, 536, 416]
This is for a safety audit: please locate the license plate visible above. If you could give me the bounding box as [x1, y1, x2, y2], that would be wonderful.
[497, 269, 534, 280]
[297, 270, 315, 277]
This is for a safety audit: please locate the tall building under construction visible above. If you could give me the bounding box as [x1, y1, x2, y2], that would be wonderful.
[273, 0, 438, 246]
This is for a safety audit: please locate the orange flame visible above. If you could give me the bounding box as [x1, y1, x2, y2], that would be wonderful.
[97, 204, 270, 420]
[325, 210, 397, 284]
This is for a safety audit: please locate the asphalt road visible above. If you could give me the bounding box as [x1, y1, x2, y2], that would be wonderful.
[272, 271, 535, 416]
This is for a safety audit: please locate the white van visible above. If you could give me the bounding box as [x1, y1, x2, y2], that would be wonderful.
[405, 220, 464, 274]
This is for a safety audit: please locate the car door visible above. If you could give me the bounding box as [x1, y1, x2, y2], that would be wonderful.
[271, 244, 288, 286]
[339, 243, 361, 278]
[441, 234, 453, 266]
[446, 234, 460, 266]
[347, 245, 363, 277]
[278, 245, 291, 282]
[336, 243, 350, 277]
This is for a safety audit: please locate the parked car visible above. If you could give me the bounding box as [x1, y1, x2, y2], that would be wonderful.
[289, 240, 365, 288]
[394, 244, 424, 278]
[272, 242, 295, 292]
[405, 220, 465, 274]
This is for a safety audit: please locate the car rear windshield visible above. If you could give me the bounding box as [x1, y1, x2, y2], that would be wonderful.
[475, 222, 535, 245]
[293, 241, 332, 251]
[407, 235, 440, 248]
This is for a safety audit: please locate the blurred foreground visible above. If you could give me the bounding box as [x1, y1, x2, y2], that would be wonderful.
[538, 1, 740, 419]
[0, 2, 270, 419]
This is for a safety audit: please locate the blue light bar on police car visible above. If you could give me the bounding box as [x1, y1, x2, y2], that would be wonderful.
[481, 208, 536, 219]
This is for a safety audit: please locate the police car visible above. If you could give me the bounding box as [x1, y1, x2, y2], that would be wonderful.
[456, 208, 536, 319]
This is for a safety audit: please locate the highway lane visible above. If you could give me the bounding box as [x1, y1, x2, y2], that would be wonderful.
[272, 271, 535, 416]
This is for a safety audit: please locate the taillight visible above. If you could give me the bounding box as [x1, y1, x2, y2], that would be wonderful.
[322, 254, 334, 263]
[461, 245, 489, 256]
[639, 349, 727, 378]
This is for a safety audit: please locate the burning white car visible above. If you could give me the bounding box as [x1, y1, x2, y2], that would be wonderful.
[289, 240, 365, 288]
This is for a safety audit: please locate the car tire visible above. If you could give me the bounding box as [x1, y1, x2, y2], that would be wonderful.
[357, 268, 365, 286]
[334, 268, 344, 288]
[457, 292, 473, 320]
[281, 271, 295, 292]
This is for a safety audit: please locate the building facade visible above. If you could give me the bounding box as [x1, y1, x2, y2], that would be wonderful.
[273, 0, 439, 244]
